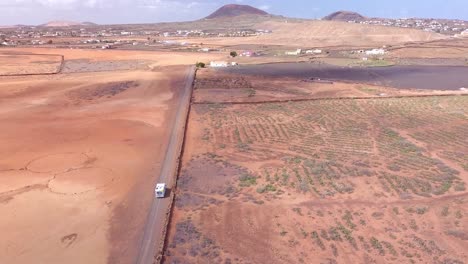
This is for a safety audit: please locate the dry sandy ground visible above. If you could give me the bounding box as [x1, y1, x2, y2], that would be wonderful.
[389, 38, 468, 59]
[0, 53, 62, 75]
[165, 92, 467, 263]
[178, 20, 445, 48]
[0, 38, 465, 263]
[0, 47, 225, 69]
[0, 48, 220, 264]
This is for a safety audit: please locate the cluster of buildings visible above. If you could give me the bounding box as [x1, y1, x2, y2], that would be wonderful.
[216, 29, 272, 38]
[351, 18, 467, 36]
[209, 61, 238, 67]
[347, 48, 387, 59]
[364, 48, 385, 55]
[285, 49, 323, 56]
[456, 29, 468, 38]
[0, 24, 272, 47]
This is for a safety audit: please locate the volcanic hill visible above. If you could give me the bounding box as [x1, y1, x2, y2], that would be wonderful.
[40, 20, 97, 27]
[323, 11, 367, 22]
[205, 4, 269, 19]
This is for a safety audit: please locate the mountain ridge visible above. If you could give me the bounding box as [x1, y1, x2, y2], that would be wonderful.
[39, 20, 97, 27]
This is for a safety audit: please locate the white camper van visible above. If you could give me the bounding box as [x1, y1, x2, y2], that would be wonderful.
[155, 183, 166, 198]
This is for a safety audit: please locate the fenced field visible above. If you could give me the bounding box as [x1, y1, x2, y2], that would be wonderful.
[0, 53, 64, 76]
[165, 95, 468, 264]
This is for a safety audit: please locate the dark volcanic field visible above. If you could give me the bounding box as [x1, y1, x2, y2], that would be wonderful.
[222, 63, 468, 90]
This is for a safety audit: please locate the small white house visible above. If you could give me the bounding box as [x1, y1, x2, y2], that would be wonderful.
[306, 49, 322, 54]
[285, 49, 302, 56]
[240, 51, 254, 57]
[365, 48, 386, 55]
[210, 61, 229, 67]
[102, 44, 114, 49]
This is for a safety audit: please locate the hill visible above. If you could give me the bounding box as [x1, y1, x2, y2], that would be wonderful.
[205, 4, 269, 19]
[323, 11, 366, 22]
[40, 20, 97, 27]
[81, 22, 97, 26]
[185, 19, 446, 47]
[0, 24, 29, 29]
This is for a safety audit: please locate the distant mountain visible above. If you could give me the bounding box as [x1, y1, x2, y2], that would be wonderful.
[0, 24, 29, 29]
[323, 11, 366, 22]
[205, 4, 269, 19]
[39, 20, 97, 27]
[81, 22, 97, 26]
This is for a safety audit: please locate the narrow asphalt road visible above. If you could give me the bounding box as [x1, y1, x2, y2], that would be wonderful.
[136, 66, 195, 264]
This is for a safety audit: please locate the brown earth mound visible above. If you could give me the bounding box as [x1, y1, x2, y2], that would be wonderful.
[39, 20, 97, 27]
[205, 4, 269, 19]
[323, 11, 366, 22]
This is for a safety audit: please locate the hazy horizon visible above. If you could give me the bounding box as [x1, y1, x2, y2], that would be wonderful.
[0, 0, 467, 26]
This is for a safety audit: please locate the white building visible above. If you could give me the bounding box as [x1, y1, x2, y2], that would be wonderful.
[285, 49, 302, 56]
[102, 44, 114, 49]
[210, 61, 229, 67]
[240, 51, 254, 57]
[365, 48, 386, 55]
[306, 49, 322, 54]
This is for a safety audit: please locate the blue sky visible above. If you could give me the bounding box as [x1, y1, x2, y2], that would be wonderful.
[0, 0, 467, 25]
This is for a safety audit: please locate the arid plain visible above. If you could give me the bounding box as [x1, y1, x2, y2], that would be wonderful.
[0, 4, 467, 264]
[0, 49, 219, 264]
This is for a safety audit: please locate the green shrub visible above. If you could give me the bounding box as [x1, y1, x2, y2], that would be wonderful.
[239, 173, 257, 187]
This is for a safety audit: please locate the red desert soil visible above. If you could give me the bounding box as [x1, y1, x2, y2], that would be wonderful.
[165, 95, 468, 263]
[0, 47, 225, 68]
[0, 48, 217, 264]
[0, 53, 63, 75]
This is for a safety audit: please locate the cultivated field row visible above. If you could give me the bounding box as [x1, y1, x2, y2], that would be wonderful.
[165, 95, 467, 263]
[194, 96, 467, 200]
